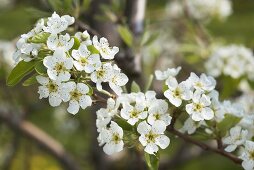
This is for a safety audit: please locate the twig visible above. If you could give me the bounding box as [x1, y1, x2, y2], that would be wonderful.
[0, 111, 81, 170]
[76, 19, 100, 36]
[167, 127, 242, 164]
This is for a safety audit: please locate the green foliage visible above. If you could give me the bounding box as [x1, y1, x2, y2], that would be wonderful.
[117, 25, 133, 47]
[115, 117, 133, 131]
[6, 60, 37, 86]
[220, 75, 241, 99]
[27, 32, 50, 44]
[35, 61, 47, 75]
[144, 152, 159, 170]
[131, 81, 141, 92]
[141, 31, 159, 46]
[71, 36, 81, 50]
[87, 45, 99, 54]
[217, 114, 241, 137]
[22, 73, 38, 86]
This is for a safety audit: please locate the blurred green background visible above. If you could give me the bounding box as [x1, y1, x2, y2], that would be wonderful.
[0, 0, 253, 170]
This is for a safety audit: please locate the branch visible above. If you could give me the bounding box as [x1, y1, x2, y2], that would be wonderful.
[167, 127, 242, 164]
[76, 19, 100, 36]
[0, 111, 81, 170]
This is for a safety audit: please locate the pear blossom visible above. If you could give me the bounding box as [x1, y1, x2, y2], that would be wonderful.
[137, 121, 170, 154]
[186, 72, 216, 92]
[120, 102, 147, 125]
[179, 117, 206, 134]
[47, 33, 74, 51]
[43, 49, 73, 81]
[43, 12, 74, 34]
[75, 31, 92, 45]
[92, 36, 119, 59]
[164, 77, 192, 107]
[240, 141, 254, 170]
[100, 121, 124, 155]
[222, 126, 248, 152]
[147, 99, 172, 126]
[72, 43, 101, 73]
[36, 75, 62, 107]
[60, 82, 92, 114]
[155, 66, 181, 81]
[107, 64, 128, 95]
[186, 90, 214, 121]
[91, 63, 112, 91]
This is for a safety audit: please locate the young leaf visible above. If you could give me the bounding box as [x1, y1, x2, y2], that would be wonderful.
[28, 32, 50, 44]
[35, 61, 47, 75]
[141, 32, 159, 46]
[144, 153, 159, 170]
[7, 60, 37, 86]
[131, 81, 141, 92]
[217, 114, 241, 137]
[23, 74, 38, 86]
[87, 45, 99, 54]
[71, 36, 81, 50]
[115, 117, 133, 131]
[117, 25, 133, 47]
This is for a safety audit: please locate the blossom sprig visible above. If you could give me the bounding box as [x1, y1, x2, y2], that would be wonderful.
[8, 12, 128, 115]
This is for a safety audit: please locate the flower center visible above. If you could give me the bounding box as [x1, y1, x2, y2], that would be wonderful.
[80, 57, 88, 65]
[145, 132, 158, 143]
[54, 62, 65, 73]
[112, 133, 121, 144]
[195, 82, 203, 88]
[130, 109, 140, 118]
[97, 69, 105, 78]
[70, 89, 82, 101]
[194, 103, 203, 112]
[173, 88, 181, 97]
[47, 82, 58, 93]
[101, 47, 110, 55]
[154, 113, 161, 120]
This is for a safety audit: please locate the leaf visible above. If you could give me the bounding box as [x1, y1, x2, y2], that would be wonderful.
[144, 153, 159, 170]
[117, 25, 133, 47]
[28, 32, 50, 44]
[47, 0, 63, 11]
[131, 81, 141, 92]
[145, 75, 154, 92]
[86, 84, 94, 96]
[114, 117, 133, 131]
[71, 36, 80, 50]
[25, 7, 51, 19]
[220, 75, 241, 100]
[38, 49, 53, 59]
[82, 0, 92, 11]
[23, 74, 38, 86]
[6, 60, 37, 86]
[87, 45, 99, 54]
[217, 114, 241, 137]
[35, 61, 47, 75]
[141, 32, 159, 46]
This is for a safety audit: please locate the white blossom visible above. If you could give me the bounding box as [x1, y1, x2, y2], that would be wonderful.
[100, 121, 124, 155]
[47, 33, 74, 52]
[155, 66, 181, 81]
[222, 126, 248, 152]
[186, 90, 214, 121]
[120, 101, 147, 125]
[91, 63, 112, 91]
[43, 12, 74, 34]
[240, 141, 254, 170]
[137, 121, 170, 154]
[75, 30, 92, 45]
[43, 49, 73, 81]
[36, 75, 62, 107]
[72, 43, 101, 73]
[107, 64, 128, 95]
[186, 72, 216, 92]
[60, 82, 92, 114]
[147, 99, 172, 126]
[179, 117, 206, 134]
[92, 36, 119, 59]
[164, 77, 192, 107]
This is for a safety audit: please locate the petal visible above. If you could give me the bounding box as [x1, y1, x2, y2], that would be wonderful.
[225, 145, 237, 152]
[165, 77, 178, 89]
[67, 100, 80, 114]
[152, 120, 166, 134]
[202, 107, 214, 120]
[38, 86, 49, 99]
[49, 92, 62, 107]
[79, 95, 92, 109]
[36, 76, 49, 85]
[145, 143, 158, 154]
[137, 121, 151, 134]
[155, 135, 170, 149]
[77, 83, 89, 94]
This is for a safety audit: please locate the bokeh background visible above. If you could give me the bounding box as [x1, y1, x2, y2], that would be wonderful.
[0, 0, 254, 170]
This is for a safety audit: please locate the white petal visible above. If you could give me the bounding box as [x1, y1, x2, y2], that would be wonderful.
[36, 76, 49, 85]
[145, 143, 158, 154]
[155, 135, 170, 149]
[152, 120, 166, 134]
[137, 121, 151, 134]
[49, 92, 62, 107]
[67, 100, 80, 114]
[79, 95, 92, 109]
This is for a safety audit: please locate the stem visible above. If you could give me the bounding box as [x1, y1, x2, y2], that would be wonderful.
[167, 127, 242, 164]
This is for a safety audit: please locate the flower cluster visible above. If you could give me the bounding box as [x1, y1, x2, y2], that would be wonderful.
[96, 91, 171, 155]
[205, 45, 254, 80]
[166, 0, 232, 22]
[12, 12, 128, 114]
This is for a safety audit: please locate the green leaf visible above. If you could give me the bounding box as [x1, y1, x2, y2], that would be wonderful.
[47, 0, 62, 11]
[7, 60, 37, 86]
[71, 36, 81, 50]
[38, 49, 53, 59]
[145, 75, 154, 92]
[144, 153, 159, 170]
[141, 32, 159, 46]
[117, 25, 133, 47]
[82, 0, 92, 11]
[35, 61, 47, 75]
[217, 114, 241, 137]
[87, 45, 99, 54]
[23, 74, 38, 86]
[114, 117, 133, 131]
[28, 32, 50, 44]
[86, 84, 94, 96]
[220, 75, 241, 100]
[131, 81, 141, 92]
